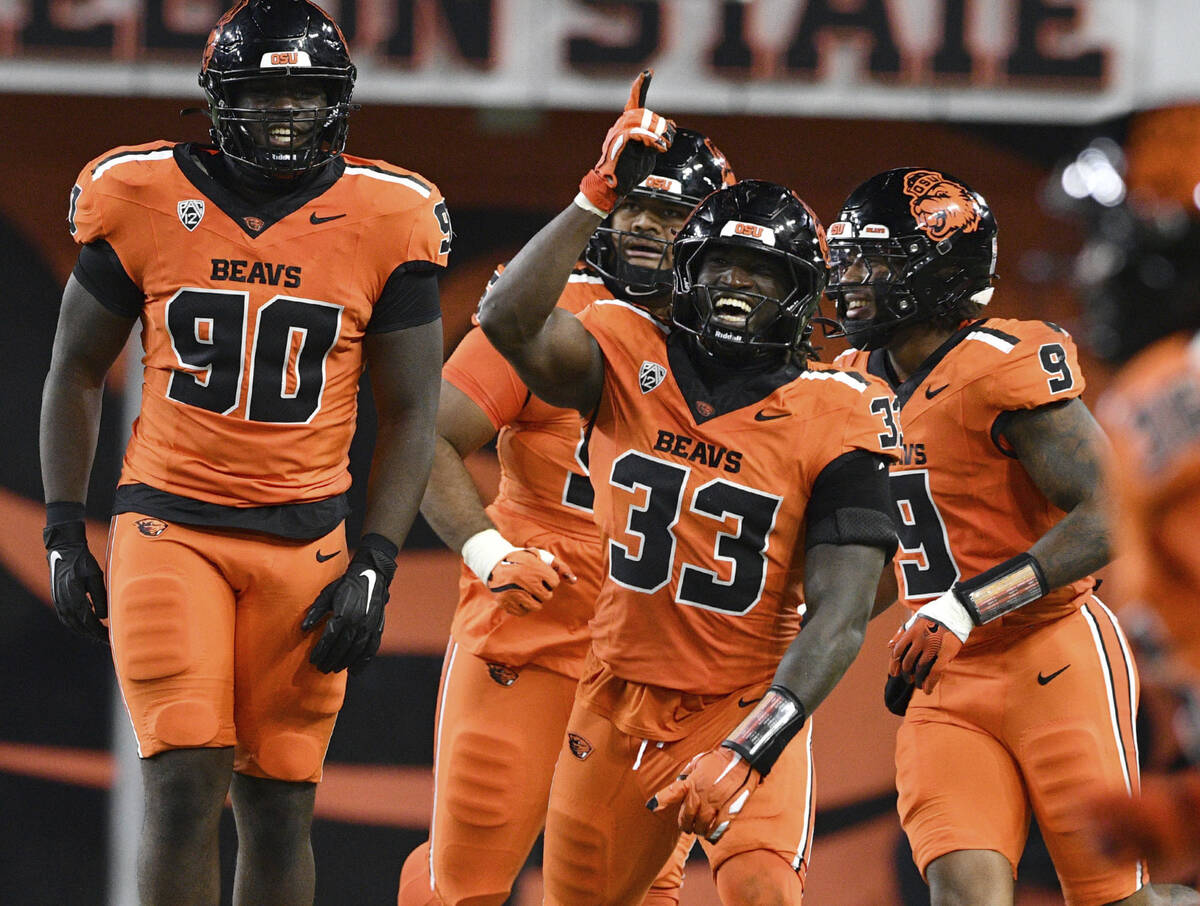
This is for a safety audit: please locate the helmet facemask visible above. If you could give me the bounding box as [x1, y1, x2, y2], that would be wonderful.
[586, 127, 736, 310]
[673, 238, 825, 367]
[205, 71, 354, 179]
[587, 191, 694, 308]
[199, 0, 358, 183]
[828, 241, 918, 350]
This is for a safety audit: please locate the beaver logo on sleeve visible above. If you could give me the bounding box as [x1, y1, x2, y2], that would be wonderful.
[902, 170, 982, 242]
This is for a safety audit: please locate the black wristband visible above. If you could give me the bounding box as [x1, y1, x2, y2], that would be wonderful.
[721, 685, 807, 777]
[354, 533, 399, 582]
[46, 501, 86, 527]
[44, 519, 87, 550]
[956, 552, 1049, 625]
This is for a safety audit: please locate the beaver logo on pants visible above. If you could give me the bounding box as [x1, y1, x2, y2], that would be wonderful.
[567, 732, 593, 760]
[486, 662, 519, 686]
[136, 518, 168, 537]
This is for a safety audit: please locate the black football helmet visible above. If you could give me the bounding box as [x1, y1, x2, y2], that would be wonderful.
[671, 179, 830, 365]
[200, 0, 356, 179]
[1047, 127, 1200, 364]
[827, 167, 998, 350]
[586, 128, 735, 302]
[1076, 203, 1200, 363]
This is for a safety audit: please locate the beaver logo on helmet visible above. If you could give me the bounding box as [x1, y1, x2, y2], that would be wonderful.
[902, 170, 982, 242]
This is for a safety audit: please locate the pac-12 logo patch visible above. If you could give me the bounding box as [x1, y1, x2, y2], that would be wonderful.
[486, 662, 519, 686]
[136, 518, 168, 537]
[639, 361, 666, 394]
[177, 199, 205, 231]
[567, 732, 593, 760]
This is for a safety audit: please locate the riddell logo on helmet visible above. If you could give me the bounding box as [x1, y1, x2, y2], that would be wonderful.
[261, 51, 311, 67]
[902, 169, 981, 242]
[719, 220, 777, 246]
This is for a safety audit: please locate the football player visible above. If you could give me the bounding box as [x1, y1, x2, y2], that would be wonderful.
[476, 71, 901, 905]
[39, 1, 448, 902]
[1068, 108, 1200, 880]
[397, 128, 733, 906]
[829, 167, 1195, 905]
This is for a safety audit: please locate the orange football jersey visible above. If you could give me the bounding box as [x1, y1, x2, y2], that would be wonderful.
[445, 269, 611, 533]
[1098, 332, 1200, 673]
[443, 268, 613, 672]
[837, 318, 1094, 643]
[70, 141, 449, 509]
[579, 301, 901, 698]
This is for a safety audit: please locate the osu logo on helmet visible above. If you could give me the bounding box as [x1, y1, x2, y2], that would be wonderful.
[902, 169, 982, 242]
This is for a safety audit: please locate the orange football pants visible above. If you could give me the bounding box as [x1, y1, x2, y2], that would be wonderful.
[542, 689, 815, 906]
[106, 512, 349, 782]
[398, 642, 691, 906]
[896, 597, 1146, 906]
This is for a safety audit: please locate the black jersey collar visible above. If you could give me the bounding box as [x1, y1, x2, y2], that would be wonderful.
[173, 144, 344, 239]
[866, 319, 985, 409]
[666, 332, 803, 424]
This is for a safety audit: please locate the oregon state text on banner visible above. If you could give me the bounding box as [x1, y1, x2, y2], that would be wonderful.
[0, 0, 1193, 121]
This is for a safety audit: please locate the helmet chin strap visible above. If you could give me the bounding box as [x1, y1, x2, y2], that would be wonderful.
[688, 331, 786, 373]
[213, 149, 319, 199]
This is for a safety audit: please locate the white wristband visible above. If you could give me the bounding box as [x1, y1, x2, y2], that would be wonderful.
[913, 589, 975, 644]
[461, 528, 518, 582]
[573, 191, 610, 218]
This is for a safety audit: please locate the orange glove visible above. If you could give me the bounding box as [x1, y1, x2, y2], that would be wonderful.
[578, 69, 675, 215]
[648, 747, 762, 843]
[1082, 773, 1200, 874]
[486, 548, 576, 616]
[888, 589, 972, 693]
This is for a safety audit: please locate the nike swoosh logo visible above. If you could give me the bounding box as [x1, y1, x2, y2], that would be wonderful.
[754, 411, 787, 422]
[360, 568, 377, 615]
[310, 212, 346, 224]
[1037, 664, 1070, 685]
[49, 550, 62, 577]
[315, 550, 340, 563]
[925, 384, 950, 399]
[737, 696, 762, 708]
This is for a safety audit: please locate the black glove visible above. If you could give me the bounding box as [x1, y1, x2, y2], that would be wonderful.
[884, 671, 915, 717]
[43, 505, 109, 645]
[302, 533, 398, 675]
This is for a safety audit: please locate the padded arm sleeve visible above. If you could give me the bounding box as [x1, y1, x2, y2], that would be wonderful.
[72, 240, 143, 318]
[805, 449, 897, 556]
